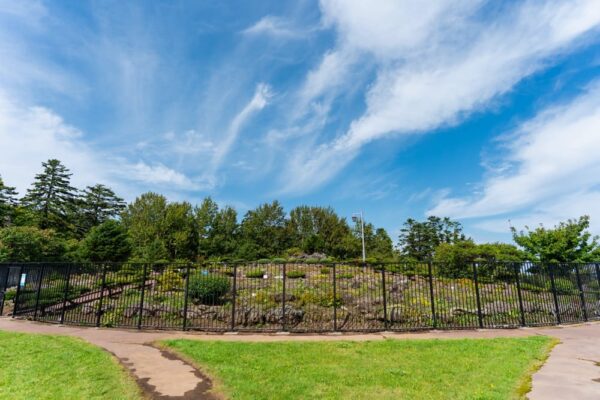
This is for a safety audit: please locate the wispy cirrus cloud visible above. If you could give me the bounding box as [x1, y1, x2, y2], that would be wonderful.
[278, 0, 600, 194]
[242, 16, 305, 38]
[429, 80, 600, 232]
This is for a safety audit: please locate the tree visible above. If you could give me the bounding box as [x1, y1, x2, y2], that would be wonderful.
[0, 175, 18, 226]
[79, 220, 131, 262]
[0, 226, 66, 262]
[121, 192, 168, 261]
[369, 228, 394, 260]
[239, 201, 287, 259]
[164, 201, 197, 260]
[21, 159, 77, 232]
[511, 216, 600, 265]
[434, 241, 525, 278]
[78, 184, 126, 234]
[286, 206, 351, 255]
[209, 206, 239, 258]
[195, 197, 219, 259]
[398, 216, 465, 261]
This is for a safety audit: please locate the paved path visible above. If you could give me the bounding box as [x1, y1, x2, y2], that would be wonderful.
[0, 318, 598, 399]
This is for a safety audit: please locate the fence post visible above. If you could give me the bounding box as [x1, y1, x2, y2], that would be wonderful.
[513, 263, 526, 327]
[137, 263, 148, 330]
[595, 263, 600, 303]
[281, 263, 287, 331]
[333, 263, 338, 332]
[96, 264, 107, 327]
[574, 264, 587, 322]
[230, 264, 237, 331]
[473, 262, 484, 329]
[548, 264, 561, 325]
[0, 265, 11, 316]
[381, 266, 388, 330]
[427, 261, 437, 329]
[60, 264, 72, 324]
[12, 265, 25, 317]
[33, 266, 45, 321]
[182, 264, 191, 331]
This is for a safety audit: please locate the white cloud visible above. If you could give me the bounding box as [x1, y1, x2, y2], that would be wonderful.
[209, 83, 272, 173]
[429, 81, 600, 227]
[124, 161, 197, 188]
[280, 0, 600, 194]
[0, 92, 201, 199]
[242, 16, 305, 38]
[0, 92, 107, 195]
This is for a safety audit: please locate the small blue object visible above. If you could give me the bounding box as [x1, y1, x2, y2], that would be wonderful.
[202, 270, 209, 276]
[19, 274, 27, 288]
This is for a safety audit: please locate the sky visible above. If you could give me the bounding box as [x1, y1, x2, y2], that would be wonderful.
[1, 0, 600, 243]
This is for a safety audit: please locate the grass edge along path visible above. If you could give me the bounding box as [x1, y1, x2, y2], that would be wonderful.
[161, 336, 557, 400]
[0, 330, 141, 400]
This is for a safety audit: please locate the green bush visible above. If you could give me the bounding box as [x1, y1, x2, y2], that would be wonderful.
[3, 287, 16, 301]
[338, 273, 353, 279]
[246, 270, 265, 278]
[188, 275, 231, 304]
[286, 270, 306, 279]
[320, 267, 331, 275]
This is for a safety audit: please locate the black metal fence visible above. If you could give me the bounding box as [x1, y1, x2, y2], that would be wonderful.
[1, 262, 599, 332]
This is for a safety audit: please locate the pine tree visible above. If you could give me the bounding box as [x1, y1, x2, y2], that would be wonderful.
[0, 175, 18, 226]
[21, 159, 77, 231]
[79, 184, 126, 234]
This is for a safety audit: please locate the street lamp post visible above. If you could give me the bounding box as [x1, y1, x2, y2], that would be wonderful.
[352, 212, 366, 263]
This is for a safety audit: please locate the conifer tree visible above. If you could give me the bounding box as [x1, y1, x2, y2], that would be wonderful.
[0, 175, 18, 226]
[79, 184, 126, 234]
[21, 159, 77, 231]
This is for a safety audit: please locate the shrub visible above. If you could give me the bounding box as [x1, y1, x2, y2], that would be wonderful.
[246, 270, 265, 278]
[286, 270, 306, 279]
[338, 273, 353, 279]
[257, 259, 271, 264]
[271, 258, 287, 263]
[188, 275, 231, 304]
[157, 266, 184, 291]
[320, 267, 331, 275]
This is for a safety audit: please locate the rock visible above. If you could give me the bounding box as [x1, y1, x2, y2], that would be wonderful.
[122, 306, 139, 318]
[80, 305, 96, 315]
[272, 293, 296, 303]
[481, 301, 512, 315]
[451, 307, 477, 316]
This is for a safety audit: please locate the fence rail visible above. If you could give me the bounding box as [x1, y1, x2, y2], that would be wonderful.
[1, 261, 599, 332]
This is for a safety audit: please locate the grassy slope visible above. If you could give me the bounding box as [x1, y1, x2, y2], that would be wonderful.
[163, 337, 555, 400]
[0, 331, 141, 400]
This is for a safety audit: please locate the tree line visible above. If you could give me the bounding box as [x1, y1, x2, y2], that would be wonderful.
[1, 159, 599, 265]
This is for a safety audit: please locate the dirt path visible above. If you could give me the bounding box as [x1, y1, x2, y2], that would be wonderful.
[0, 318, 598, 399]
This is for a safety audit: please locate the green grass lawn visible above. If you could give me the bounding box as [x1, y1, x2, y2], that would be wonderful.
[162, 337, 555, 400]
[0, 331, 141, 400]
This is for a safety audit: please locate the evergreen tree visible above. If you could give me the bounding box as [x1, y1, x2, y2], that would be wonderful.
[398, 216, 466, 261]
[80, 220, 131, 262]
[0, 175, 18, 226]
[21, 159, 77, 232]
[78, 184, 126, 234]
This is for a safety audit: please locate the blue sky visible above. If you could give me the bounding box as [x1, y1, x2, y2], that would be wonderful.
[1, 0, 600, 243]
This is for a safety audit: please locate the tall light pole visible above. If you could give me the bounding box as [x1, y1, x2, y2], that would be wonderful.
[352, 212, 366, 263]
